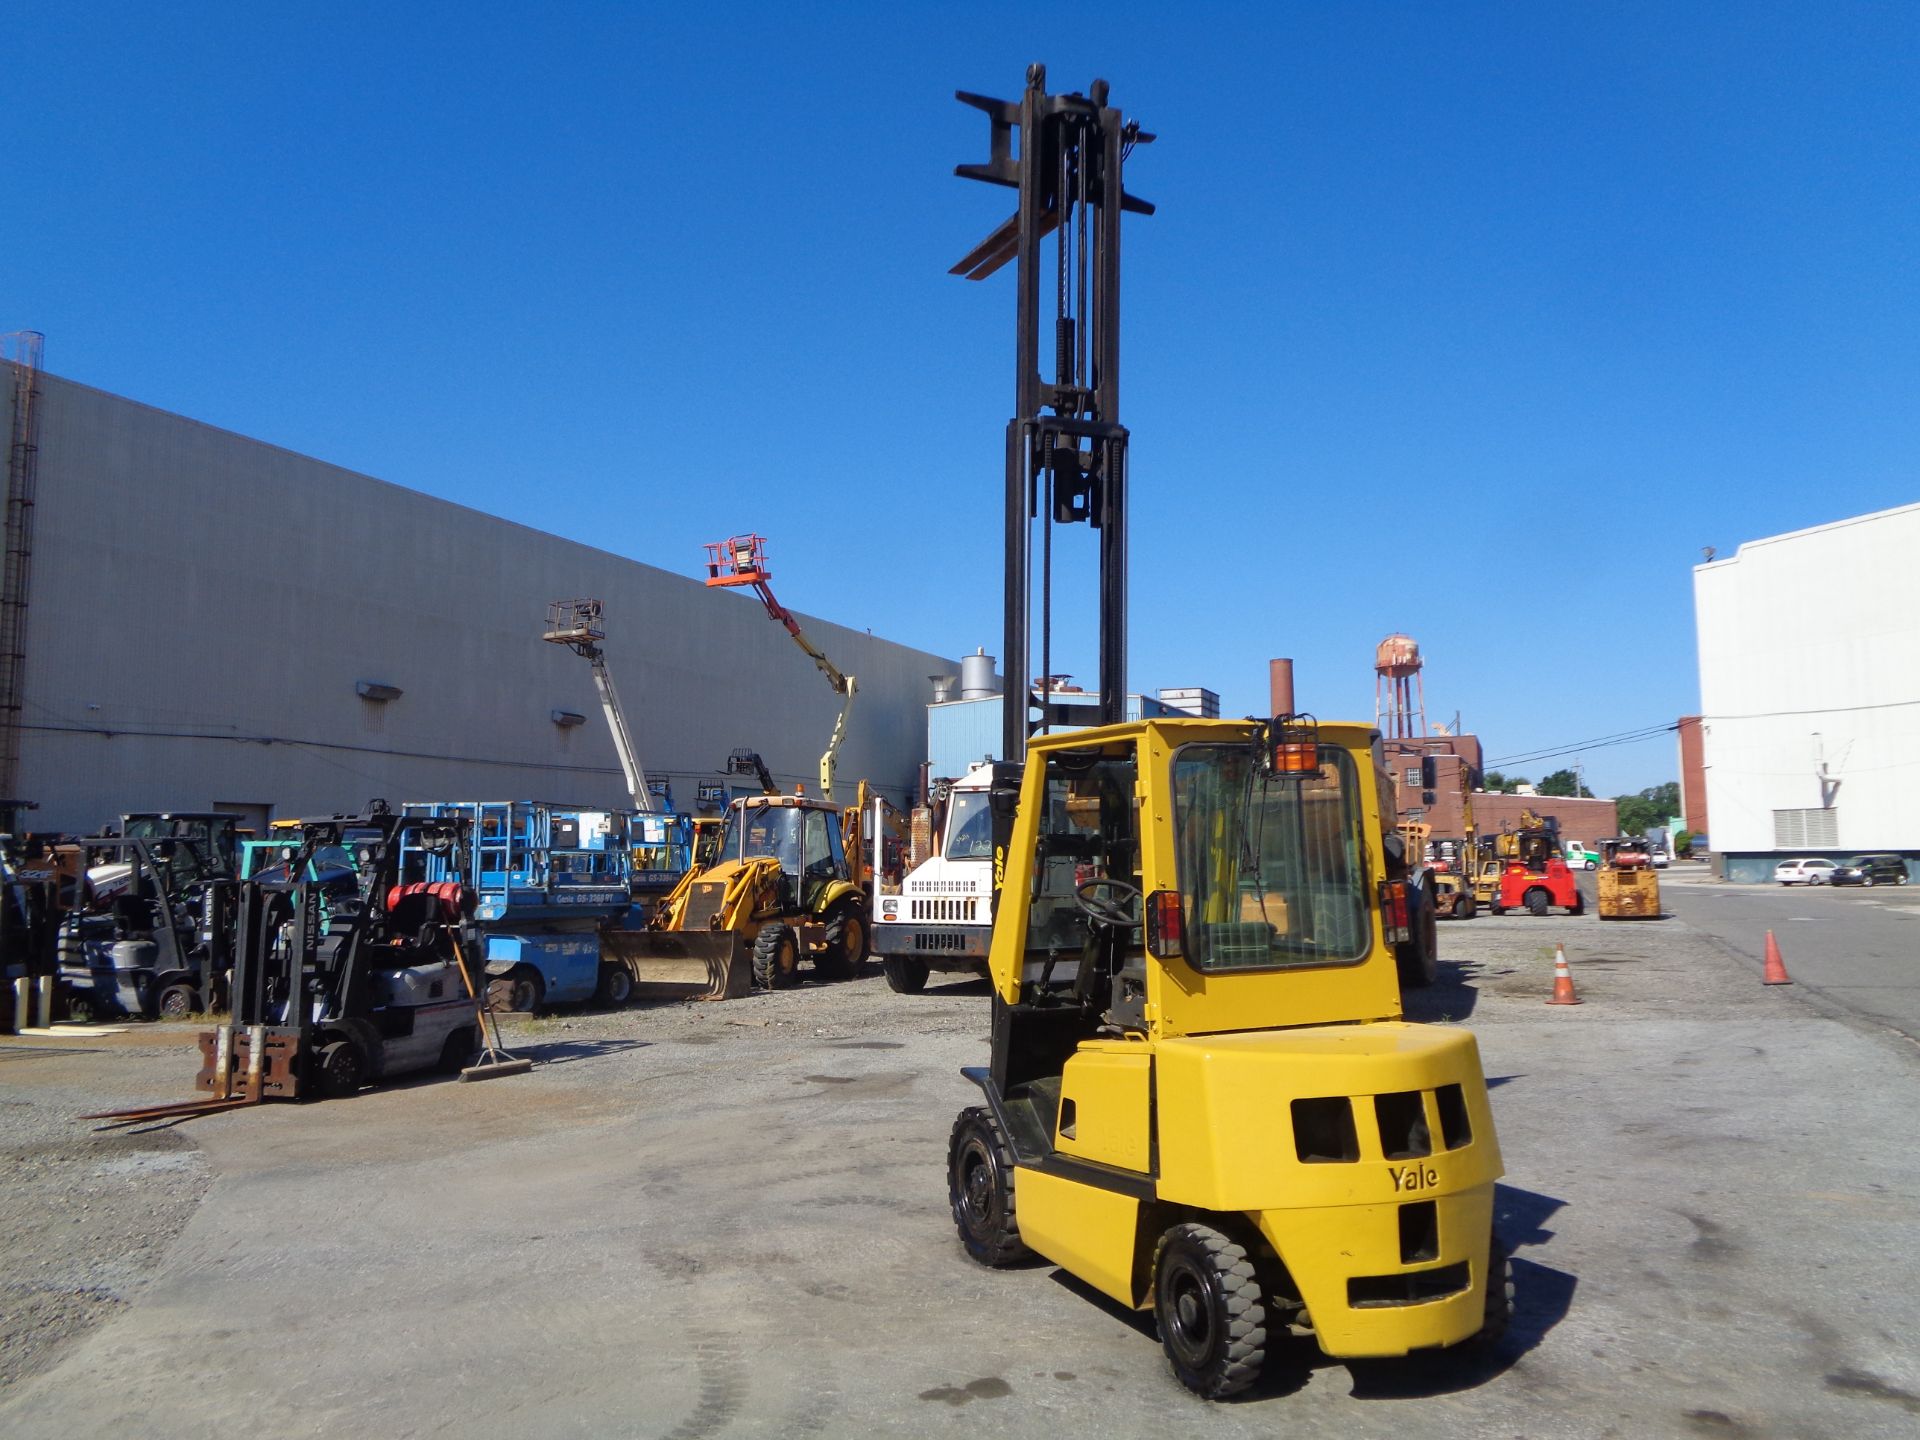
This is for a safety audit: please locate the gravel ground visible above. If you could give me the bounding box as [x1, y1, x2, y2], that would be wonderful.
[2, 895, 1918, 1437]
[0, 1044, 210, 1389]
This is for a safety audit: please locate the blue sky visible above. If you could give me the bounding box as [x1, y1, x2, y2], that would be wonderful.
[10, 3, 1918, 796]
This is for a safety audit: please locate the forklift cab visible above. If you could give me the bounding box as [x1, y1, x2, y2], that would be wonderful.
[952, 717, 1506, 1399]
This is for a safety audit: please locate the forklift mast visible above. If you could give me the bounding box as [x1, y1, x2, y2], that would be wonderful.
[952, 65, 1153, 760]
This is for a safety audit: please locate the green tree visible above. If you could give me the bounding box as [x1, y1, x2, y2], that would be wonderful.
[1613, 782, 1678, 836]
[1538, 768, 1594, 798]
[1482, 771, 1528, 794]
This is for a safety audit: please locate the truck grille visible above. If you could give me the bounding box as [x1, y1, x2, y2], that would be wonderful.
[910, 897, 979, 922]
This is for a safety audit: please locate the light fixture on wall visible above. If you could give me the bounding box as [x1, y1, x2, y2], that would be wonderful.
[551, 709, 587, 728]
[356, 680, 403, 702]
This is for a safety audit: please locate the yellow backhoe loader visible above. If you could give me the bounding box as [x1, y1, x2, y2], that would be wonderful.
[603, 792, 869, 997]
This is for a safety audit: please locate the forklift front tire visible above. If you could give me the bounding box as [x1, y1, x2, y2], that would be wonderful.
[1152, 1222, 1267, 1400]
[883, 956, 930, 994]
[316, 1039, 366, 1099]
[948, 1106, 1030, 1267]
[158, 984, 199, 1020]
[753, 924, 801, 990]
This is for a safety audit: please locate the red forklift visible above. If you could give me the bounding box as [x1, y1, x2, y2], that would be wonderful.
[1490, 810, 1584, 916]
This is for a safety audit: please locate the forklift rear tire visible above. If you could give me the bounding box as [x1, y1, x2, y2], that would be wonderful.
[1468, 1234, 1514, 1351]
[948, 1106, 1030, 1267]
[753, 924, 801, 990]
[158, 984, 199, 1020]
[883, 956, 930, 994]
[595, 963, 634, 1007]
[437, 1026, 480, 1074]
[1525, 888, 1550, 917]
[316, 1039, 366, 1099]
[1152, 1222, 1267, 1400]
[815, 904, 867, 980]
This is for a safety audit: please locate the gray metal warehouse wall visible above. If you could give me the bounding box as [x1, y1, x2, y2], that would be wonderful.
[7, 372, 954, 833]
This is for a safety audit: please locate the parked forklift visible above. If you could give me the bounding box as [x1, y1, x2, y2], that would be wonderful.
[1597, 835, 1661, 920]
[609, 791, 869, 995]
[86, 809, 486, 1124]
[941, 68, 1506, 1401]
[1489, 810, 1584, 917]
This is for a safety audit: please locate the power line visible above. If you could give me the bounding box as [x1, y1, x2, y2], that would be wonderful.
[1700, 697, 1920, 721]
[1487, 723, 1677, 770]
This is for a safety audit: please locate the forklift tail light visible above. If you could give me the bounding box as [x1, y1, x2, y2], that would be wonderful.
[1382, 880, 1410, 944]
[1145, 888, 1184, 959]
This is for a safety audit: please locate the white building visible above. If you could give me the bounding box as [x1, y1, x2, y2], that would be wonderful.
[1693, 501, 1920, 881]
[1, 367, 954, 834]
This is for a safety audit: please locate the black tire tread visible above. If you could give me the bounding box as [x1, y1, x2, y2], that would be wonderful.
[816, 903, 865, 980]
[947, 1106, 1031, 1267]
[1471, 1234, 1515, 1350]
[1152, 1222, 1268, 1399]
[752, 923, 799, 990]
[883, 955, 930, 994]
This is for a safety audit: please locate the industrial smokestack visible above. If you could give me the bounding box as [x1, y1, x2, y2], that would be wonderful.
[1268, 658, 1295, 717]
[929, 674, 959, 704]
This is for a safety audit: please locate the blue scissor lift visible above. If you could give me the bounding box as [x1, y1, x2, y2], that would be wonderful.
[403, 801, 640, 1011]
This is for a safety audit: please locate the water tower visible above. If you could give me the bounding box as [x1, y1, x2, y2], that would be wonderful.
[1375, 633, 1427, 740]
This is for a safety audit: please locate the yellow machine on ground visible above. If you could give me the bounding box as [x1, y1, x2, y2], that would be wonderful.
[947, 716, 1509, 1398]
[606, 792, 869, 996]
[1597, 836, 1661, 920]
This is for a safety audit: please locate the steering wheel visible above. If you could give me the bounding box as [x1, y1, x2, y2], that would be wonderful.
[1074, 877, 1143, 928]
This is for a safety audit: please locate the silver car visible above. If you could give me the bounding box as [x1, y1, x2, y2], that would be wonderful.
[1773, 857, 1837, 885]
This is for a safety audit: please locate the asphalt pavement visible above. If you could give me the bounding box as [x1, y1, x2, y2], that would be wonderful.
[1658, 865, 1920, 1044]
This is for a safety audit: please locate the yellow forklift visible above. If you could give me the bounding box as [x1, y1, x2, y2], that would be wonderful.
[1597, 835, 1661, 920]
[943, 69, 1508, 1399]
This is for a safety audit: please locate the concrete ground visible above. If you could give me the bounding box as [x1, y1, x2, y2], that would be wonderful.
[3, 897, 1919, 1439]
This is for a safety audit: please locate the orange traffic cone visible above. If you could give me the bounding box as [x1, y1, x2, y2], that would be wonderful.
[1546, 943, 1582, 1006]
[1762, 931, 1792, 985]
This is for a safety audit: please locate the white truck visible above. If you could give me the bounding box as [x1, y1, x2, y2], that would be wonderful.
[871, 762, 1004, 993]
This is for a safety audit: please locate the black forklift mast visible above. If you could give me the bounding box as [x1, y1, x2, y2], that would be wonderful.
[952, 64, 1153, 763]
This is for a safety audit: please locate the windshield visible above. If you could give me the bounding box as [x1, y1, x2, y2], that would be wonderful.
[1171, 743, 1371, 971]
[944, 791, 993, 860]
[732, 805, 803, 872]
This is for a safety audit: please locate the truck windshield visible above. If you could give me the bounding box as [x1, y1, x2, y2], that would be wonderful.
[734, 806, 803, 872]
[944, 791, 993, 860]
[1171, 743, 1370, 971]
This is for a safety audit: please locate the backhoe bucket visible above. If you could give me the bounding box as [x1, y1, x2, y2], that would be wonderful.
[602, 930, 752, 1001]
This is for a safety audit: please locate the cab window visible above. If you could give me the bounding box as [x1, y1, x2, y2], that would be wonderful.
[1025, 746, 1138, 959]
[1171, 743, 1370, 971]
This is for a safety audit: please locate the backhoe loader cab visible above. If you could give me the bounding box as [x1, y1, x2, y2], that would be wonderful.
[948, 716, 1508, 1399]
[624, 794, 869, 994]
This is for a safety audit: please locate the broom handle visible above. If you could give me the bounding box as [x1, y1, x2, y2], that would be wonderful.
[448, 932, 506, 1053]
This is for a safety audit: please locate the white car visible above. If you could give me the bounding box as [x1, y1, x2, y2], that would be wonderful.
[1774, 858, 1837, 886]
[1651, 847, 1670, 869]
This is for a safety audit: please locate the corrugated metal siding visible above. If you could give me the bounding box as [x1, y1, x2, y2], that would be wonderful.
[15, 373, 956, 831]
